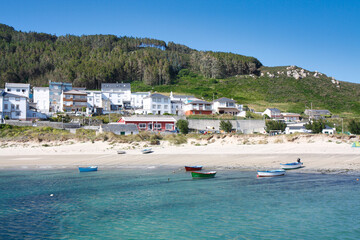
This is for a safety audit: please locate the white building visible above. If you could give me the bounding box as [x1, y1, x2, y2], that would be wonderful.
[143, 93, 171, 115]
[262, 108, 282, 119]
[213, 97, 239, 115]
[5, 83, 31, 98]
[0, 91, 28, 120]
[131, 92, 151, 109]
[33, 87, 50, 113]
[171, 100, 184, 115]
[101, 83, 131, 111]
[87, 90, 103, 113]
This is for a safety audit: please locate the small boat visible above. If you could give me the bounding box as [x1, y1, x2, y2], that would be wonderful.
[141, 148, 152, 154]
[78, 166, 98, 172]
[191, 171, 216, 178]
[185, 165, 203, 171]
[257, 169, 285, 177]
[280, 162, 303, 170]
[117, 150, 126, 154]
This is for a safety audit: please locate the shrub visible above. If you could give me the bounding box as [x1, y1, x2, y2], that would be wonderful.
[176, 119, 189, 134]
[348, 120, 360, 134]
[265, 120, 287, 133]
[220, 120, 233, 133]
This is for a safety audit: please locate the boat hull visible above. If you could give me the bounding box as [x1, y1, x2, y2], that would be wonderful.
[280, 162, 303, 170]
[79, 166, 98, 172]
[185, 166, 203, 171]
[191, 171, 216, 178]
[257, 170, 285, 177]
[142, 149, 152, 154]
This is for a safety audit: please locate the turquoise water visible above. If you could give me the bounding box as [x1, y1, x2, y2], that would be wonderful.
[0, 168, 360, 239]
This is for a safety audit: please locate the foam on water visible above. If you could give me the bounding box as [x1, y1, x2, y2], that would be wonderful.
[0, 169, 360, 239]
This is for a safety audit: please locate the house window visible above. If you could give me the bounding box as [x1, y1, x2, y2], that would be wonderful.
[16, 112, 21, 116]
[157, 105, 161, 109]
[4, 97, 9, 101]
[16, 97, 20, 101]
[164, 105, 168, 109]
[7, 89, 11, 92]
[148, 123, 153, 130]
[4, 104, 8, 110]
[154, 123, 162, 130]
[152, 105, 156, 109]
[11, 104, 15, 110]
[16, 89, 20, 92]
[165, 124, 174, 130]
[139, 123, 146, 129]
[16, 105, 19, 110]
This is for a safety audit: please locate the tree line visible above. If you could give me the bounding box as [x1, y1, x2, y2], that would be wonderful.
[0, 24, 262, 89]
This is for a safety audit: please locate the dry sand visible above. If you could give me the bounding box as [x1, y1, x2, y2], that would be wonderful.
[0, 134, 359, 173]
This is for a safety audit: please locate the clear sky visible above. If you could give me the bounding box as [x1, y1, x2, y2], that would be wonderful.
[1, 0, 359, 83]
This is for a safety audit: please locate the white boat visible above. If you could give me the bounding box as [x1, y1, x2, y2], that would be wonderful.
[280, 162, 303, 170]
[257, 169, 285, 177]
[117, 150, 126, 154]
[141, 148, 153, 154]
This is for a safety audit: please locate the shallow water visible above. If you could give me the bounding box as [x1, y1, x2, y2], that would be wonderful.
[0, 168, 359, 239]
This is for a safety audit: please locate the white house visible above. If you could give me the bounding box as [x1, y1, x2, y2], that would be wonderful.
[262, 108, 282, 119]
[86, 90, 103, 114]
[322, 125, 335, 134]
[142, 93, 171, 115]
[33, 87, 50, 113]
[171, 100, 184, 115]
[184, 100, 213, 116]
[131, 92, 151, 109]
[101, 83, 131, 111]
[5, 83, 31, 98]
[213, 97, 239, 115]
[0, 91, 28, 120]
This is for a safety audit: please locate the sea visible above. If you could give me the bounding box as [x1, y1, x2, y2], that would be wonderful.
[0, 168, 360, 240]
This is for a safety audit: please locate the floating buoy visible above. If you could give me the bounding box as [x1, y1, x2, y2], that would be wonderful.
[357, 179, 359, 181]
[50, 194, 54, 197]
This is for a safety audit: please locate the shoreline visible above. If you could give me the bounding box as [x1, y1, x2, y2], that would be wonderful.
[0, 134, 359, 173]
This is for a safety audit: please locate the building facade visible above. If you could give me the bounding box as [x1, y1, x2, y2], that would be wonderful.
[5, 83, 31, 98]
[101, 83, 131, 111]
[60, 90, 87, 112]
[118, 116, 176, 132]
[213, 97, 239, 115]
[49, 81, 72, 112]
[184, 100, 213, 116]
[33, 87, 50, 113]
[131, 92, 151, 109]
[142, 93, 171, 115]
[0, 92, 28, 120]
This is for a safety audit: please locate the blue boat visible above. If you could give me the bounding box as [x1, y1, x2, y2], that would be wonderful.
[280, 162, 303, 170]
[78, 166, 98, 172]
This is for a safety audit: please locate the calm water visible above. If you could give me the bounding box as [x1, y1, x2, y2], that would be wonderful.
[0, 168, 360, 239]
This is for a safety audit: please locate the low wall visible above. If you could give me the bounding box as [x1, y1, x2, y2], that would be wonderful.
[4, 120, 81, 129]
[188, 119, 265, 134]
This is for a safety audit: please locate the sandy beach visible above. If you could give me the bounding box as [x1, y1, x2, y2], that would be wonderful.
[0, 134, 359, 173]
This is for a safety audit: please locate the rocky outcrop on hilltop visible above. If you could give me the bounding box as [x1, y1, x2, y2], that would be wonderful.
[260, 65, 341, 88]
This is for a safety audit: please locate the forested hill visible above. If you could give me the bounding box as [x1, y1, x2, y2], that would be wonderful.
[0, 24, 262, 88]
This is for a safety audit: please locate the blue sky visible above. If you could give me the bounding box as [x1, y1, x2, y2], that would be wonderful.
[1, 0, 359, 83]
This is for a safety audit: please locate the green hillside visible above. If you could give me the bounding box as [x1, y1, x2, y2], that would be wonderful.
[1, 24, 359, 117]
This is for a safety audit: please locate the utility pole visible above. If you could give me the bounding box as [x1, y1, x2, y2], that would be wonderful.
[342, 118, 344, 134]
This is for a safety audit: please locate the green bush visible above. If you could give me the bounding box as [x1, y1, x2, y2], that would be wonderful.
[176, 119, 189, 134]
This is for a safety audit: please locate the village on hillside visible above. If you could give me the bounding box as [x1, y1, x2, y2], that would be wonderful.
[0, 81, 336, 135]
